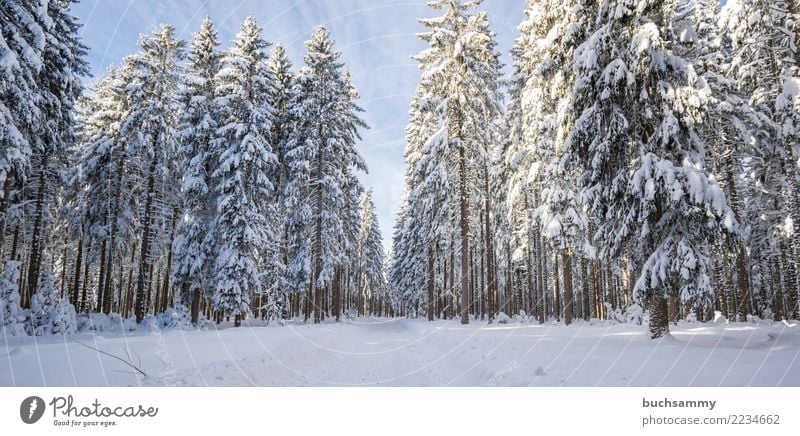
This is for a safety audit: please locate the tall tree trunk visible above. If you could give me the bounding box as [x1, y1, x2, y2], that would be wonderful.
[135, 157, 158, 323]
[553, 251, 560, 322]
[80, 241, 91, 313]
[160, 207, 179, 313]
[26, 153, 49, 301]
[581, 255, 590, 321]
[459, 143, 470, 325]
[536, 236, 545, 324]
[649, 292, 669, 338]
[312, 126, 324, 324]
[96, 238, 107, 312]
[427, 246, 435, 321]
[60, 238, 68, 297]
[771, 257, 784, 321]
[0, 173, 13, 258]
[333, 266, 341, 321]
[124, 241, 137, 318]
[71, 233, 83, 304]
[562, 248, 573, 326]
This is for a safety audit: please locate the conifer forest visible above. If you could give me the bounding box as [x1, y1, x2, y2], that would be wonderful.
[1, 0, 799, 387]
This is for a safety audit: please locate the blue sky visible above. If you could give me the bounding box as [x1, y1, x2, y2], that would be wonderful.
[72, 0, 525, 249]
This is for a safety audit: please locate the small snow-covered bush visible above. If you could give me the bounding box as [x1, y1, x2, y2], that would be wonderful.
[155, 305, 192, 329]
[624, 303, 644, 325]
[605, 302, 626, 323]
[29, 270, 59, 335]
[50, 298, 78, 335]
[197, 315, 216, 330]
[495, 312, 510, 324]
[77, 312, 137, 333]
[0, 261, 25, 336]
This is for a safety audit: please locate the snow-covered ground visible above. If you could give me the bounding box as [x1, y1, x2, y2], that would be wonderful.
[1, 317, 798, 386]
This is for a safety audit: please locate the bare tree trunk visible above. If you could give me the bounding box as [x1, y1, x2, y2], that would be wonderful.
[0, 174, 12, 256]
[80, 241, 91, 313]
[459, 144, 470, 325]
[96, 238, 107, 312]
[427, 246, 434, 321]
[553, 252, 560, 322]
[562, 248, 573, 325]
[71, 233, 83, 304]
[771, 257, 784, 321]
[124, 241, 137, 318]
[160, 207, 179, 313]
[649, 292, 669, 338]
[333, 266, 341, 321]
[135, 157, 158, 323]
[27, 153, 50, 301]
[581, 255, 590, 321]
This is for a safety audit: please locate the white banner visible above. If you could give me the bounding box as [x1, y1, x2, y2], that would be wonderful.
[1, 388, 798, 435]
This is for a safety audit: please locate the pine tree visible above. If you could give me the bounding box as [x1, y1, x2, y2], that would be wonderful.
[123, 24, 186, 323]
[723, 0, 800, 319]
[172, 17, 221, 325]
[357, 190, 385, 315]
[519, 0, 595, 325]
[259, 43, 296, 323]
[284, 27, 367, 323]
[209, 16, 278, 327]
[394, 0, 502, 324]
[390, 84, 446, 320]
[0, 0, 45, 257]
[568, 0, 735, 337]
[73, 61, 138, 315]
[681, 0, 762, 321]
[22, 0, 88, 306]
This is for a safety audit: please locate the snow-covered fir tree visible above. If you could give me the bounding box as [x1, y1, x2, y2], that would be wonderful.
[257, 43, 296, 323]
[567, 0, 735, 337]
[357, 190, 385, 316]
[517, 0, 594, 325]
[73, 61, 137, 315]
[392, 0, 502, 324]
[0, 0, 46, 258]
[122, 24, 186, 323]
[722, 0, 800, 320]
[172, 17, 221, 325]
[283, 27, 367, 323]
[209, 16, 278, 327]
[22, 0, 88, 304]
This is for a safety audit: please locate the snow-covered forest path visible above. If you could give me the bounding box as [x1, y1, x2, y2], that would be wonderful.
[1, 319, 798, 387]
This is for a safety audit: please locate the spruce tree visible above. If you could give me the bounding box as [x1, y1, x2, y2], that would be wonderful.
[209, 16, 278, 327]
[284, 27, 367, 323]
[172, 17, 221, 325]
[357, 190, 385, 315]
[123, 24, 186, 323]
[568, 0, 735, 337]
